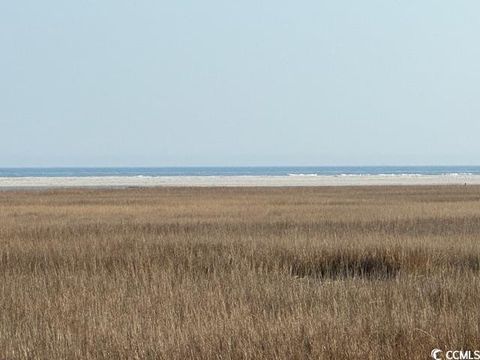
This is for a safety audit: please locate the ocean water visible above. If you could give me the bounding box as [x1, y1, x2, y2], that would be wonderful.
[0, 166, 479, 177]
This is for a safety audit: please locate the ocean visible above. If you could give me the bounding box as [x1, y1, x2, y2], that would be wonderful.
[0, 166, 479, 177]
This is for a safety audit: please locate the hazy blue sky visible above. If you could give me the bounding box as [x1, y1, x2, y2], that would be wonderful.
[1, 1, 479, 167]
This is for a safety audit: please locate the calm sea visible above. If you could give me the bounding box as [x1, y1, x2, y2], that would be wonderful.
[0, 166, 479, 177]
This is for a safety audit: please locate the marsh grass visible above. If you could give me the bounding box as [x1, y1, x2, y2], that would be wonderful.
[1, 186, 480, 359]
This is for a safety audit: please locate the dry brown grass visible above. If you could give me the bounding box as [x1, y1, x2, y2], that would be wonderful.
[1, 186, 480, 359]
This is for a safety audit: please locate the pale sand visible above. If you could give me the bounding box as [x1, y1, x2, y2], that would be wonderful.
[1, 175, 480, 188]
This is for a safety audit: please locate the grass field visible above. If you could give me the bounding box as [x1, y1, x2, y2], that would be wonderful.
[1, 186, 480, 359]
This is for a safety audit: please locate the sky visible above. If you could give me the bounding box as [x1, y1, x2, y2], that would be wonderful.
[1, 1, 479, 167]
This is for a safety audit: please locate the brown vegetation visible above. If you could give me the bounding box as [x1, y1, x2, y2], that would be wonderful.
[1, 186, 480, 359]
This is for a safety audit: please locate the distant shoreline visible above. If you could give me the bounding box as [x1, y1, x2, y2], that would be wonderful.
[1, 175, 480, 189]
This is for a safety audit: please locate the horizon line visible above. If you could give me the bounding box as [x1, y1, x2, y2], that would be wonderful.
[2, 165, 480, 169]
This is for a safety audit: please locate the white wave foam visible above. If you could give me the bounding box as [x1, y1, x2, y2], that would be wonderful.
[441, 172, 473, 177]
[288, 173, 318, 177]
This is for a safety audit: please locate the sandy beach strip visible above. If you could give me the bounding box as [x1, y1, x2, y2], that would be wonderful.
[1, 175, 480, 189]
